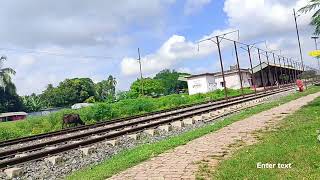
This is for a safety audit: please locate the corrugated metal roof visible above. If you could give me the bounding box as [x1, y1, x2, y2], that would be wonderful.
[185, 69, 250, 79]
[0, 112, 28, 118]
[252, 62, 302, 74]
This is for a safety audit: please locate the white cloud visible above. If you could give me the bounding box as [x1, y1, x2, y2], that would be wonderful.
[0, 0, 174, 47]
[121, 0, 319, 77]
[184, 0, 211, 15]
[121, 34, 217, 76]
[120, 28, 240, 76]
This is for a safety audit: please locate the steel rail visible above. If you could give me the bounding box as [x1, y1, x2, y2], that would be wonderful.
[0, 88, 273, 148]
[0, 89, 275, 158]
[0, 87, 294, 169]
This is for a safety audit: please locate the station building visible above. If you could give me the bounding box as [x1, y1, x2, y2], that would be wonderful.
[182, 67, 252, 95]
[252, 62, 304, 87]
[182, 62, 304, 95]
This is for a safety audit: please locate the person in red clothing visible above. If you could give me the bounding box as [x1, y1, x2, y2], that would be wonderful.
[296, 79, 304, 92]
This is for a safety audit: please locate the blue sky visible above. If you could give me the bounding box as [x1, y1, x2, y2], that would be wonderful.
[0, 0, 317, 95]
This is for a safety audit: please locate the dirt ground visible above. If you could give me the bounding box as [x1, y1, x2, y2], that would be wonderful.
[109, 92, 320, 180]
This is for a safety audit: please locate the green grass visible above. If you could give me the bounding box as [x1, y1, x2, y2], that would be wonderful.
[66, 86, 320, 180]
[0, 88, 253, 142]
[211, 89, 320, 179]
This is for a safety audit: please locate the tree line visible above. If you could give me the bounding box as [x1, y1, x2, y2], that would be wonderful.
[1, 56, 189, 113]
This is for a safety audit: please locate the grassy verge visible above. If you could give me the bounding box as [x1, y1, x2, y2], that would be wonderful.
[67, 86, 320, 180]
[0, 89, 252, 142]
[210, 89, 320, 179]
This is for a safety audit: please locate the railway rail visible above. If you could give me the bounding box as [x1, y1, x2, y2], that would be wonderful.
[0, 86, 294, 169]
[0, 85, 292, 149]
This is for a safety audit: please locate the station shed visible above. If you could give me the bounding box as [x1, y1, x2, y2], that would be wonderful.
[252, 62, 304, 87]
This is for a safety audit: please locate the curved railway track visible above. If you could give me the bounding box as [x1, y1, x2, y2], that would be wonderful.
[0, 86, 294, 169]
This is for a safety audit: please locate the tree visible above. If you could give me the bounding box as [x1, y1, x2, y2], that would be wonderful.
[21, 93, 45, 112]
[95, 75, 117, 102]
[130, 78, 165, 97]
[0, 56, 23, 113]
[42, 78, 96, 107]
[154, 69, 189, 95]
[299, 70, 317, 79]
[299, 0, 320, 34]
[0, 56, 15, 90]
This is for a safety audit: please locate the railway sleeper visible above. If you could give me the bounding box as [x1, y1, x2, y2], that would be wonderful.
[104, 139, 120, 146]
[183, 118, 195, 125]
[45, 155, 64, 165]
[158, 124, 172, 132]
[143, 129, 159, 136]
[171, 121, 184, 129]
[80, 146, 96, 156]
[127, 133, 141, 140]
[4, 167, 22, 179]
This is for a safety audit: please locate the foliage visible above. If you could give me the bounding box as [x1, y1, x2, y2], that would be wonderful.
[66, 86, 320, 180]
[41, 78, 96, 107]
[130, 78, 165, 97]
[0, 56, 15, 89]
[0, 86, 23, 113]
[299, 70, 317, 79]
[299, 0, 320, 35]
[0, 56, 23, 113]
[95, 75, 117, 102]
[0, 88, 254, 141]
[279, 74, 289, 82]
[154, 69, 189, 95]
[21, 93, 45, 112]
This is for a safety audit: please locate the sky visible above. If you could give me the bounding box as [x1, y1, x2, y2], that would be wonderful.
[0, 0, 318, 95]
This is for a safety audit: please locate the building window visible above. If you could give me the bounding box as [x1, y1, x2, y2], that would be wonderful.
[220, 82, 225, 87]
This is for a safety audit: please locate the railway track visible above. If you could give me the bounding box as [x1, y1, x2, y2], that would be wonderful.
[0, 85, 291, 149]
[0, 86, 294, 170]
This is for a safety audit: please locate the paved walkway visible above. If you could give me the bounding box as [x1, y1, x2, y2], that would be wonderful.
[109, 92, 320, 180]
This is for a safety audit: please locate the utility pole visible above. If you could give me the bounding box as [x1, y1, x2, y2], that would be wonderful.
[293, 8, 305, 71]
[137, 48, 144, 96]
[311, 36, 320, 71]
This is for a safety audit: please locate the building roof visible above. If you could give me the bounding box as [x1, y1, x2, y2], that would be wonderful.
[0, 112, 28, 118]
[252, 61, 303, 74]
[184, 69, 250, 80]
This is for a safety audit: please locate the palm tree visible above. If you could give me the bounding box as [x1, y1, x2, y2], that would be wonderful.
[0, 56, 16, 91]
[299, 0, 320, 34]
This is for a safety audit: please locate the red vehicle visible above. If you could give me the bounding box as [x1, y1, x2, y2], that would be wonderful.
[0, 112, 28, 122]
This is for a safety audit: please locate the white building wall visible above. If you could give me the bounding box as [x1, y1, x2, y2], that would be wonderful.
[186, 72, 252, 95]
[187, 76, 211, 95]
[215, 72, 251, 90]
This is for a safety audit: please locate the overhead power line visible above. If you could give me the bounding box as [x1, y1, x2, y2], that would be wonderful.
[0, 47, 121, 60]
